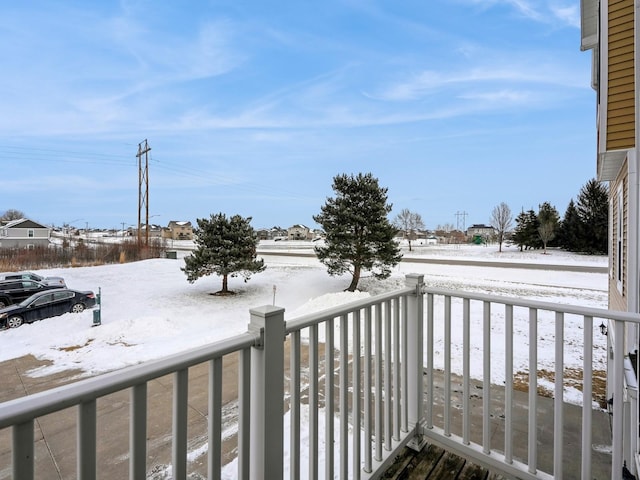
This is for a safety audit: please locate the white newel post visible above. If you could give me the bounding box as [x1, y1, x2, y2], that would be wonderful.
[248, 305, 285, 479]
[405, 274, 426, 451]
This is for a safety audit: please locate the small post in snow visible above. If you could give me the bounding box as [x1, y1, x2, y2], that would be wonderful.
[92, 287, 101, 326]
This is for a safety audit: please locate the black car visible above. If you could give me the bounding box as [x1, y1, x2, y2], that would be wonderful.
[0, 280, 65, 308]
[0, 271, 66, 287]
[0, 289, 96, 329]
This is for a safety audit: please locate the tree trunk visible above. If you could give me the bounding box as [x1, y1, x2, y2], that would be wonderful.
[408, 240, 412, 252]
[221, 274, 228, 293]
[346, 265, 361, 292]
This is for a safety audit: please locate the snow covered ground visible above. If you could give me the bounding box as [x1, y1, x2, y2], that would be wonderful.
[0, 243, 608, 388]
[0, 242, 610, 478]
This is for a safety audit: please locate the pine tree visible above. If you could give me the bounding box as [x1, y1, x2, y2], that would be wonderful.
[512, 209, 540, 250]
[575, 179, 608, 254]
[557, 199, 582, 251]
[313, 173, 402, 292]
[182, 213, 265, 294]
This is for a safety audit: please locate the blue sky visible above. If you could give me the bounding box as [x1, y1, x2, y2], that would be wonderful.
[1, 0, 595, 231]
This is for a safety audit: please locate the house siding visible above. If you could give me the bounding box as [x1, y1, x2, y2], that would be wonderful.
[606, 0, 635, 151]
[610, 164, 628, 311]
[0, 219, 51, 248]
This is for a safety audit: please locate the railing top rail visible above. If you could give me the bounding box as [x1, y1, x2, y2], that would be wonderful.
[422, 285, 640, 324]
[285, 286, 415, 333]
[0, 332, 257, 429]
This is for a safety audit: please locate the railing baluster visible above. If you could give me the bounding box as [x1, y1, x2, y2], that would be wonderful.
[554, 312, 564, 479]
[208, 357, 222, 479]
[504, 304, 513, 464]
[352, 309, 361, 480]
[444, 295, 452, 437]
[582, 315, 593, 480]
[130, 383, 147, 480]
[340, 314, 349, 479]
[426, 292, 434, 429]
[325, 317, 335, 479]
[482, 301, 491, 454]
[393, 298, 401, 442]
[462, 298, 470, 445]
[309, 324, 319, 480]
[375, 303, 383, 461]
[78, 399, 97, 480]
[363, 306, 373, 473]
[384, 300, 392, 451]
[238, 348, 250, 480]
[528, 308, 538, 474]
[613, 318, 626, 480]
[173, 368, 189, 480]
[401, 295, 408, 434]
[290, 331, 301, 480]
[13, 420, 34, 480]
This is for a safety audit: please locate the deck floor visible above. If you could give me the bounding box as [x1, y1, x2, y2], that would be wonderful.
[381, 443, 508, 480]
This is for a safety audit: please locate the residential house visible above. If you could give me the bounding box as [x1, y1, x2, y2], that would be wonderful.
[164, 221, 193, 240]
[581, 0, 639, 473]
[256, 227, 288, 241]
[287, 224, 310, 240]
[466, 224, 495, 240]
[0, 218, 51, 249]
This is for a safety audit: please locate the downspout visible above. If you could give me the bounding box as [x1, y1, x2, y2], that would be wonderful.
[632, 0, 640, 472]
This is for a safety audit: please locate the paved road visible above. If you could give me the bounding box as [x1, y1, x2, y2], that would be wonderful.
[256, 249, 608, 273]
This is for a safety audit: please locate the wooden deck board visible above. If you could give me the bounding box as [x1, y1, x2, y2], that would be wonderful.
[380, 443, 503, 480]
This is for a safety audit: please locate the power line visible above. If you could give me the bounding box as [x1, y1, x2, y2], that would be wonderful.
[137, 139, 151, 248]
[455, 211, 468, 231]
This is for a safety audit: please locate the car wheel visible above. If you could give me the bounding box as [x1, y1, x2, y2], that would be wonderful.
[7, 316, 23, 328]
[71, 303, 85, 313]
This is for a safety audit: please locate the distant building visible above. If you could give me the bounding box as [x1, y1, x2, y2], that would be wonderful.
[466, 224, 495, 239]
[287, 224, 311, 240]
[137, 224, 163, 239]
[0, 218, 51, 249]
[164, 221, 193, 240]
[256, 227, 288, 241]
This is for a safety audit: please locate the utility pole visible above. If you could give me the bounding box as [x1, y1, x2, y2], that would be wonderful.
[137, 139, 151, 248]
[455, 211, 468, 232]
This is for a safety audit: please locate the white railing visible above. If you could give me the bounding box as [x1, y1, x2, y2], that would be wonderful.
[0, 274, 638, 479]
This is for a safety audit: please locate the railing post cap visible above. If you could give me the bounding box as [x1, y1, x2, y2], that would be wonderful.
[249, 305, 285, 318]
[405, 273, 424, 285]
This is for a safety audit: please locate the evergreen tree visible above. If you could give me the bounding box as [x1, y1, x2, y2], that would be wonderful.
[575, 179, 608, 254]
[182, 213, 265, 294]
[537, 202, 560, 254]
[557, 199, 582, 251]
[512, 209, 540, 250]
[313, 173, 402, 292]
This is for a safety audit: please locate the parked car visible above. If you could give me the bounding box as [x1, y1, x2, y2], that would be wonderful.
[0, 271, 66, 287]
[0, 289, 96, 329]
[0, 280, 65, 308]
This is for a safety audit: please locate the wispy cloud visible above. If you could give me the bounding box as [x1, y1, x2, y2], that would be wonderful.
[460, 0, 580, 28]
[371, 61, 587, 102]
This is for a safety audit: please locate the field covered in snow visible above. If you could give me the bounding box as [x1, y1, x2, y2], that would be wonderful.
[0, 243, 609, 400]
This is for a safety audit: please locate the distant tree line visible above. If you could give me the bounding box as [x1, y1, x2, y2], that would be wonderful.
[509, 179, 608, 254]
